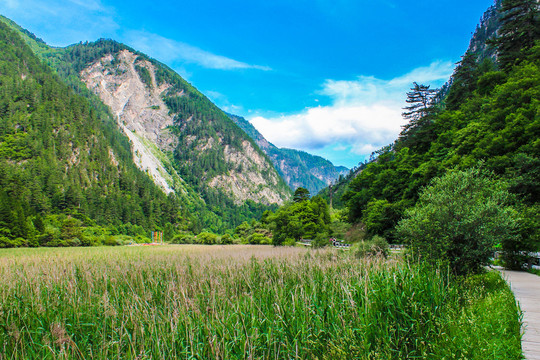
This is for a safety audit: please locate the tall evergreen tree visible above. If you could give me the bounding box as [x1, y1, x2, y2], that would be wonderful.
[493, 0, 540, 70]
[397, 83, 439, 152]
[446, 51, 480, 110]
[400, 83, 438, 130]
[293, 187, 310, 203]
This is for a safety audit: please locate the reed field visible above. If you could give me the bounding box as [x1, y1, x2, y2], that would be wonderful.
[0, 245, 522, 359]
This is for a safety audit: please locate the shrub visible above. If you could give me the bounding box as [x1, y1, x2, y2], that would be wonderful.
[396, 167, 520, 275]
[220, 234, 233, 244]
[0, 236, 24, 248]
[172, 234, 195, 244]
[352, 235, 389, 258]
[247, 233, 271, 245]
[102, 236, 120, 246]
[196, 232, 219, 245]
[283, 238, 296, 246]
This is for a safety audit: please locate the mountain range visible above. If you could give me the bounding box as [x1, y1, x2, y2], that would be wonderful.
[0, 15, 347, 235]
[228, 113, 348, 195]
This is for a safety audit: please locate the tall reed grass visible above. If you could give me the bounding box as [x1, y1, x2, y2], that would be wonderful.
[0, 245, 521, 359]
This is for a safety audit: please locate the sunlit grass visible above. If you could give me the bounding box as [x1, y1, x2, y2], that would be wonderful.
[0, 245, 521, 359]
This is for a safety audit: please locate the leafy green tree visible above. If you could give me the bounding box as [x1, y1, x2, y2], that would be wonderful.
[196, 232, 219, 245]
[268, 196, 331, 245]
[362, 199, 401, 242]
[396, 167, 520, 275]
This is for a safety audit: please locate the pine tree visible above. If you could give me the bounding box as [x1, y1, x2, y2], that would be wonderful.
[446, 51, 480, 110]
[397, 83, 439, 151]
[494, 0, 540, 70]
[401, 83, 438, 124]
[293, 187, 310, 203]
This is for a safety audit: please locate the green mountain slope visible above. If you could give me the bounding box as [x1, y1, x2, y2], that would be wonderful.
[228, 113, 349, 195]
[2, 16, 292, 231]
[0, 20, 186, 246]
[55, 41, 290, 207]
[0, 17, 290, 236]
[342, 1, 539, 243]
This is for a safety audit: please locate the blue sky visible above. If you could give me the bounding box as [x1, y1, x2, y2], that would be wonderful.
[0, 0, 495, 168]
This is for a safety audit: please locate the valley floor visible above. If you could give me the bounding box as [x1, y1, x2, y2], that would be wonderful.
[0, 245, 522, 359]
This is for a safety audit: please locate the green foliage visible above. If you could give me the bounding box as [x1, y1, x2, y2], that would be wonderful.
[0, 17, 288, 238]
[172, 233, 195, 244]
[351, 235, 389, 258]
[492, 0, 540, 71]
[0, 246, 522, 359]
[362, 199, 401, 241]
[267, 196, 331, 245]
[344, 42, 540, 256]
[0, 18, 290, 235]
[196, 232, 219, 245]
[233, 220, 273, 245]
[220, 233, 233, 244]
[0, 22, 186, 246]
[293, 187, 310, 202]
[477, 70, 507, 95]
[396, 167, 520, 275]
[446, 53, 497, 110]
[318, 162, 367, 209]
[171, 231, 238, 245]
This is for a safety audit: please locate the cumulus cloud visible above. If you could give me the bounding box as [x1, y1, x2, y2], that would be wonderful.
[250, 61, 453, 157]
[125, 31, 271, 71]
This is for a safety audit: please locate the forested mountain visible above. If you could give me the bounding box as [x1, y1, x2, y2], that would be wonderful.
[0, 20, 185, 246]
[1, 16, 293, 233]
[468, 0, 502, 61]
[0, 15, 295, 245]
[229, 113, 348, 195]
[318, 1, 508, 206]
[339, 0, 539, 249]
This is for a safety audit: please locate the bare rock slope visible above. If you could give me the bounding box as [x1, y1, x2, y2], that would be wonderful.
[81, 50, 289, 205]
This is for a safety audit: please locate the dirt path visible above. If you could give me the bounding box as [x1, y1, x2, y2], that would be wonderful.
[500, 270, 540, 360]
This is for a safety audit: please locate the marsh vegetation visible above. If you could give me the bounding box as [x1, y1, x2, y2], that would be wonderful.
[0, 245, 521, 359]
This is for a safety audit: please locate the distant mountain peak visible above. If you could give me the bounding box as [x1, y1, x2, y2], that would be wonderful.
[228, 113, 348, 195]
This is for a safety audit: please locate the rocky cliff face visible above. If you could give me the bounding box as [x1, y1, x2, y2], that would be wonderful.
[467, 0, 502, 61]
[81, 50, 179, 194]
[80, 48, 290, 205]
[229, 114, 349, 195]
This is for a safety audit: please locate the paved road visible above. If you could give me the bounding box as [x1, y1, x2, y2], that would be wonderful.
[500, 270, 540, 360]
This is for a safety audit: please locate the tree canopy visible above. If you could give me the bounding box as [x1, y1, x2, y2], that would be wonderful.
[396, 167, 520, 275]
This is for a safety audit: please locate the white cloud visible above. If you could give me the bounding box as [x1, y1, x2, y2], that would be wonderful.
[125, 31, 272, 71]
[249, 61, 453, 157]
